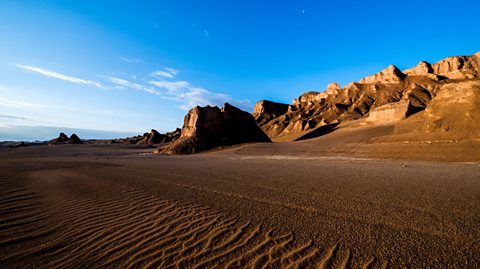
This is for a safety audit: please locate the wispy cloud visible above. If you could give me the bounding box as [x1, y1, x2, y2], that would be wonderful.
[16, 65, 103, 88]
[151, 70, 174, 79]
[149, 80, 249, 110]
[151, 68, 179, 79]
[120, 57, 143, 64]
[0, 97, 58, 110]
[0, 114, 30, 120]
[109, 77, 159, 95]
[204, 30, 210, 37]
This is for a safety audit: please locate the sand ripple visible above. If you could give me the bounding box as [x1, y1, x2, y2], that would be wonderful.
[0, 173, 382, 268]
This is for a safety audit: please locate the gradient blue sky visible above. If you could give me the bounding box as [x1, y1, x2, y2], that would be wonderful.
[1, 0, 479, 140]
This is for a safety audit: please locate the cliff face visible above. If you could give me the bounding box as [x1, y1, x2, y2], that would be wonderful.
[161, 103, 271, 154]
[254, 52, 480, 141]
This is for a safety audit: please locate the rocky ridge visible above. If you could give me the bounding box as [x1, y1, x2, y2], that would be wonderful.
[254, 51, 480, 140]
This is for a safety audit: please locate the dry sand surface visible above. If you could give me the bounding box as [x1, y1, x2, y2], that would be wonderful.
[1, 140, 479, 268]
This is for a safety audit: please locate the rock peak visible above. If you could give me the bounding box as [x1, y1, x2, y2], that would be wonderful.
[359, 64, 406, 84]
[404, 61, 433, 76]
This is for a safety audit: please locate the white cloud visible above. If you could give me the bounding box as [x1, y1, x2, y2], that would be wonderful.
[109, 77, 159, 95]
[16, 65, 103, 88]
[151, 68, 179, 79]
[149, 79, 250, 110]
[120, 57, 143, 64]
[204, 30, 210, 37]
[151, 70, 174, 79]
[149, 80, 190, 92]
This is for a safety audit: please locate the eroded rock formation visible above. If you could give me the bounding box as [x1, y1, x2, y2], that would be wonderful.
[255, 51, 480, 141]
[160, 103, 271, 154]
[253, 100, 289, 126]
[48, 133, 83, 145]
[136, 129, 181, 145]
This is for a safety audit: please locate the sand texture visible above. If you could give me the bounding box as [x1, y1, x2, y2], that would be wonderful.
[0, 142, 479, 268]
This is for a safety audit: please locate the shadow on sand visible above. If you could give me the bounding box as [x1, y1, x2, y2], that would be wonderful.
[294, 123, 340, 141]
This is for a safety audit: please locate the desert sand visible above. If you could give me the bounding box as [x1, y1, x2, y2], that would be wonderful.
[1, 125, 479, 268]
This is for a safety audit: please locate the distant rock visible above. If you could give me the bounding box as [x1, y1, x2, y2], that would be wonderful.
[359, 65, 406, 84]
[48, 133, 82, 145]
[136, 128, 182, 145]
[68, 134, 82, 144]
[160, 103, 271, 154]
[137, 129, 163, 145]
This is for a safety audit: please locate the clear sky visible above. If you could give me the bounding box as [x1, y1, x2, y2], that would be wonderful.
[1, 0, 479, 140]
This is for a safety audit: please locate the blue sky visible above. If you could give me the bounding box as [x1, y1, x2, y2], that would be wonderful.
[1, 0, 479, 140]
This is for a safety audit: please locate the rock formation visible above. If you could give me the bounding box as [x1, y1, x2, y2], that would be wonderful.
[253, 100, 289, 126]
[255, 51, 480, 141]
[366, 100, 413, 123]
[48, 133, 82, 145]
[136, 128, 182, 145]
[160, 103, 271, 154]
[68, 134, 82, 144]
[359, 65, 406, 84]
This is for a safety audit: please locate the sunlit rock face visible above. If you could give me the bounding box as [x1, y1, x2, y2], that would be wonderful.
[254, 52, 480, 141]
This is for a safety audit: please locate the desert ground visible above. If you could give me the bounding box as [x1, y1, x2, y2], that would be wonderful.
[1, 124, 479, 268]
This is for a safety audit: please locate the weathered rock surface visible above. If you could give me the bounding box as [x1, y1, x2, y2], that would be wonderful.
[161, 103, 270, 154]
[255, 51, 480, 141]
[430, 55, 480, 79]
[48, 133, 82, 145]
[395, 81, 480, 139]
[253, 100, 289, 126]
[359, 65, 406, 84]
[367, 100, 413, 123]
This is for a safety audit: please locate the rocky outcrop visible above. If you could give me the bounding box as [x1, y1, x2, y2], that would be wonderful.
[255, 51, 480, 141]
[404, 61, 434, 76]
[253, 100, 289, 126]
[367, 100, 413, 123]
[161, 103, 270, 154]
[359, 65, 406, 84]
[392, 81, 480, 141]
[420, 81, 480, 138]
[68, 134, 82, 144]
[48, 133, 82, 145]
[430, 54, 480, 79]
[137, 129, 163, 145]
[136, 129, 180, 145]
